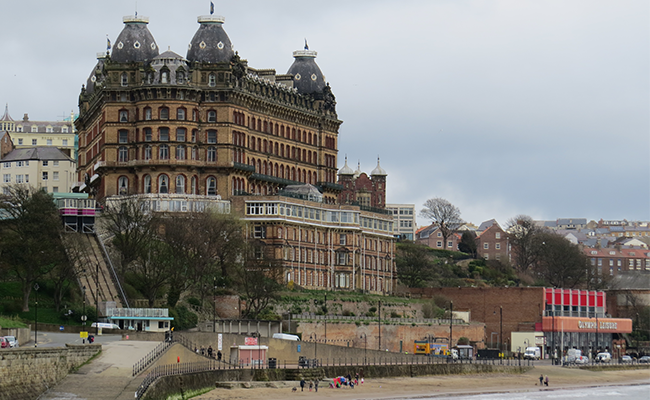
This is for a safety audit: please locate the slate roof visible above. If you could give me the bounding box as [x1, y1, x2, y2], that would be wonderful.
[2, 147, 73, 162]
[477, 219, 499, 232]
[287, 47, 326, 94]
[111, 16, 159, 63]
[186, 16, 234, 63]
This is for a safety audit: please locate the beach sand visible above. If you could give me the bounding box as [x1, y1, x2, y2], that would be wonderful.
[193, 366, 650, 400]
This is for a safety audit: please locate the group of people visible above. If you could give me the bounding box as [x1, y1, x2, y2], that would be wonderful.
[299, 378, 319, 392]
[194, 345, 222, 361]
[538, 374, 549, 387]
[298, 371, 363, 392]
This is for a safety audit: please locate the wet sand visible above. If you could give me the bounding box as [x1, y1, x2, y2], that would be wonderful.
[193, 366, 650, 400]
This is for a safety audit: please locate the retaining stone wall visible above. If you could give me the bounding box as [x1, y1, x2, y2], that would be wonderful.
[0, 344, 101, 400]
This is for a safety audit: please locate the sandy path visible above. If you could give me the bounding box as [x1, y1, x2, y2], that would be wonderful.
[193, 366, 650, 400]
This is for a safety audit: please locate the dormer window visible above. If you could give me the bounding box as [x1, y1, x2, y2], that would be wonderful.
[31, 125, 38, 132]
[161, 71, 169, 84]
[62, 127, 68, 133]
[176, 71, 185, 84]
[208, 73, 216, 87]
[17, 126, 23, 132]
[121, 73, 128, 87]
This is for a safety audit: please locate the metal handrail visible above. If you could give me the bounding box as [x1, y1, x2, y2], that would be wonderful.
[95, 231, 130, 308]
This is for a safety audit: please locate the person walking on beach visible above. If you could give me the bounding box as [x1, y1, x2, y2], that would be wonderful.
[309, 380, 313, 391]
[314, 379, 319, 392]
[300, 378, 305, 391]
[544, 376, 549, 386]
[539, 374, 544, 386]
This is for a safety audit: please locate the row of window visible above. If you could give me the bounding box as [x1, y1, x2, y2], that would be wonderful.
[116, 145, 216, 163]
[14, 126, 70, 133]
[282, 247, 391, 271]
[3, 172, 60, 183]
[119, 107, 205, 123]
[2, 186, 60, 195]
[117, 174, 219, 196]
[121, 71, 188, 87]
[246, 136, 320, 163]
[14, 138, 69, 146]
[590, 257, 650, 268]
[483, 242, 502, 250]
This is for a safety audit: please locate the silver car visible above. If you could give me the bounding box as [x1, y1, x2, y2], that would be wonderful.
[621, 355, 632, 363]
[4, 336, 18, 348]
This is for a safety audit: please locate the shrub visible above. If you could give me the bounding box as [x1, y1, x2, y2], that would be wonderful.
[186, 297, 201, 307]
[390, 311, 400, 318]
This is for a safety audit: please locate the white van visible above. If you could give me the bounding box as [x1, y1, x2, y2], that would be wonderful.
[90, 322, 121, 330]
[524, 346, 541, 360]
[272, 333, 300, 341]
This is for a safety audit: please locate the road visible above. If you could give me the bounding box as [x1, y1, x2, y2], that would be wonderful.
[28, 331, 123, 348]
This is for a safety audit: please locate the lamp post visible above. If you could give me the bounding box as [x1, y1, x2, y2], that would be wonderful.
[34, 283, 39, 347]
[95, 263, 99, 336]
[82, 286, 87, 344]
[449, 301, 453, 354]
[360, 333, 367, 365]
[310, 333, 318, 360]
[324, 293, 327, 344]
[378, 300, 381, 350]
[213, 277, 216, 333]
[493, 305, 503, 354]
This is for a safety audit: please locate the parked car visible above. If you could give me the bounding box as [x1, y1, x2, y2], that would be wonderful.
[0, 337, 9, 349]
[4, 336, 18, 348]
[574, 355, 589, 364]
[621, 355, 632, 363]
[596, 352, 611, 363]
[639, 355, 650, 363]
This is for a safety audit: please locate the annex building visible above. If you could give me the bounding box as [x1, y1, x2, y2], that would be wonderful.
[75, 12, 396, 294]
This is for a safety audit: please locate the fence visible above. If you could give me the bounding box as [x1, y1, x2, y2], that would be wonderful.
[291, 314, 466, 325]
[132, 340, 173, 376]
[134, 351, 534, 399]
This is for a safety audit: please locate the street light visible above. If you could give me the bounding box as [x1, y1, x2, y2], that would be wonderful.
[82, 286, 87, 344]
[310, 333, 318, 360]
[213, 277, 216, 333]
[95, 263, 99, 336]
[493, 306, 503, 354]
[360, 333, 367, 365]
[34, 283, 39, 347]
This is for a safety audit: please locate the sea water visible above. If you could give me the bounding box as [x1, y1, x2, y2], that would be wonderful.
[422, 384, 650, 400]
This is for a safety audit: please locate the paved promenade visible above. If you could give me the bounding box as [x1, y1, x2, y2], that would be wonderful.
[39, 340, 159, 400]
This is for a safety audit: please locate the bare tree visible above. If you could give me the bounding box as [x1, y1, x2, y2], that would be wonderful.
[419, 198, 463, 251]
[506, 215, 541, 272]
[534, 232, 592, 288]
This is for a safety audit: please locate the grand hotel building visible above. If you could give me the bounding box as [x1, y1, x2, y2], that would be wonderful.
[75, 13, 396, 294]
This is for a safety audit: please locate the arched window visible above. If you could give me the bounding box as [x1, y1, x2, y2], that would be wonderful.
[280, 165, 284, 178]
[176, 145, 186, 160]
[118, 146, 128, 162]
[175, 175, 185, 194]
[119, 110, 128, 122]
[191, 146, 197, 160]
[144, 175, 152, 193]
[144, 108, 152, 121]
[158, 175, 169, 193]
[274, 163, 278, 177]
[161, 71, 169, 84]
[159, 107, 169, 120]
[207, 177, 217, 196]
[190, 176, 197, 194]
[207, 146, 216, 162]
[176, 108, 186, 120]
[262, 161, 267, 175]
[207, 110, 217, 123]
[176, 71, 185, 84]
[159, 144, 169, 160]
[118, 176, 128, 195]
[144, 145, 152, 160]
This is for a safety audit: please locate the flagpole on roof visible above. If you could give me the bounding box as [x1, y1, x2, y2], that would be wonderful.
[210, 1, 214, 15]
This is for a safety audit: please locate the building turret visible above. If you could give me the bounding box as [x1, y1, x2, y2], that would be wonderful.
[111, 16, 159, 63]
[187, 15, 235, 63]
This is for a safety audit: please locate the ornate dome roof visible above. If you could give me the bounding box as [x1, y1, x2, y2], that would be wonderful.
[84, 53, 107, 95]
[187, 15, 234, 63]
[150, 50, 189, 85]
[371, 158, 387, 176]
[353, 161, 362, 179]
[111, 16, 159, 63]
[338, 157, 354, 175]
[287, 43, 326, 94]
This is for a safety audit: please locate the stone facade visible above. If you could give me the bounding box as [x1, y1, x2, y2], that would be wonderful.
[0, 344, 101, 400]
[75, 15, 341, 203]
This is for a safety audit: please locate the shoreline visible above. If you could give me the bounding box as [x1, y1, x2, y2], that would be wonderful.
[193, 366, 650, 400]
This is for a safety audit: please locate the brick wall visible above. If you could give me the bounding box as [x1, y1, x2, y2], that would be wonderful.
[0, 344, 101, 400]
[410, 287, 546, 348]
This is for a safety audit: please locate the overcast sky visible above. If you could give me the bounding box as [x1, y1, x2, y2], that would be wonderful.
[0, 0, 647, 227]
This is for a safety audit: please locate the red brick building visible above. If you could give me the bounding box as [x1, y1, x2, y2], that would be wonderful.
[415, 224, 461, 250]
[337, 158, 387, 209]
[583, 247, 650, 277]
[475, 222, 510, 262]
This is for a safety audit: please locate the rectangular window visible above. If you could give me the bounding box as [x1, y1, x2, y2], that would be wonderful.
[42, 172, 48, 180]
[2, 174, 10, 183]
[177, 108, 185, 120]
[119, 131, 128, 143]
[159, 128, 169, 141]
[53, 171, 59, 181]
[207, 131, 217, 144]
[495, 243, 501, 250]
[16, 175, 23, 183]
[43, 161, 49, 166]
[18, 138, 23, 145]
[62, 139, 68, 146]
[436, 241, 442, 248]
[495, 232, 501, 239]
[447, 241, 453, 248]
[2, 162, 9, 168]
[52, 186, 58, 193]
[32, 139, 37, 145]
[144, 128, 152, 142]
[176, 128, 186, 142]
[253, 225, 266, 238]
[53, 161, 59, 166]
[145, 108, 152, 120]
[483, 243, 489, 249]
[340, 234, 346, 246]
